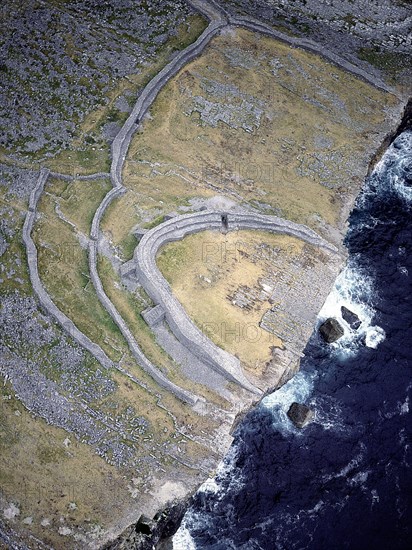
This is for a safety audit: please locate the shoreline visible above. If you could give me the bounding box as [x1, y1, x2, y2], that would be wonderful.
[1, 0, 409, 547]
[105, 96, 412, 550]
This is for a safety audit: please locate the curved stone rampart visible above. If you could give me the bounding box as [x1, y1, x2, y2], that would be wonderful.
[88, 240, 199, 405]
[86, 16, 227, 403]
[28, 168, 49, 212]
[110, 21, 226, 188]
[23, 169, 198, 404]
[23, 169, 114, 370]
[229, 212, 338, 253]
[231, 16, 399, 97]
[134, 211, 337, 393]
[91, 187, 126, 240]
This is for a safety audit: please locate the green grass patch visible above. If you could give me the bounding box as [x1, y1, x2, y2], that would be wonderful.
[358, 47, 412, 78]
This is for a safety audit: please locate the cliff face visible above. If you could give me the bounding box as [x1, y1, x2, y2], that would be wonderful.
[396, 98, 412, 134]
[0, 1, 409, 549]
[101, 22, 407, 550]
[368, 98, 412, 174]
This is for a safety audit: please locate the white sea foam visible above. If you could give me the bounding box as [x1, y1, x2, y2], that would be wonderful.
[356, 131, 412, 208]
[317, 263, 385, 354]
[381, 387, 411, 419]
[320, 444, 366, 484]
[364, 325, 386, 348]
[398, 265, 408, 276]
[310, 395, 348, 433]
[261, 370, 317, 434]
[348, 469, 370, 487]
[379, 131, 412, 202]
[173, 522, 197, 550]
[393, 173, 412, 202]
[371, 489, 380, 507]
[391, 140, 412, 202]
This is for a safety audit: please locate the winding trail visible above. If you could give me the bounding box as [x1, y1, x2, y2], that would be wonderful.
[23, 0, 401, 404]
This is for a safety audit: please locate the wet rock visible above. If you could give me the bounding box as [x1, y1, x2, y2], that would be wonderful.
[287, 402, 314, 428]
[341, 306, 361, 330]
[319, 318, 344, 343]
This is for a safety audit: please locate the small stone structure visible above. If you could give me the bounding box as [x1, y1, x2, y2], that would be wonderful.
[141, 305, 166, 327]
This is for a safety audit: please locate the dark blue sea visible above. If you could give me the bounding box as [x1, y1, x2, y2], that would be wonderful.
[173, 130, 412, 549]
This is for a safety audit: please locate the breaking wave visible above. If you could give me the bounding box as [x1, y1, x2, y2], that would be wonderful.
[173, 132, 412, 549]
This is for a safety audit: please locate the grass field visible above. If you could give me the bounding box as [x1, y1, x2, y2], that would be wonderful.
[104, 27, 395, 261]
[157, 230, 308, 374]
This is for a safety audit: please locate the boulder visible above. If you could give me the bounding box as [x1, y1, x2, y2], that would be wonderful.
[319, 318, 344, 343]
[341, 305, 361, 330]
[287, 402, 314, 428]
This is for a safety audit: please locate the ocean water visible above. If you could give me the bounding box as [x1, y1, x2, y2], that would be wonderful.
[173, 130, 412, 549]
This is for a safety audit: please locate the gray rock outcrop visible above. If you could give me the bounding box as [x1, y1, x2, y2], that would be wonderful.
[287, 402, 314, 428]
[341, 306, 361, 330]
[319, 318, 345, 343]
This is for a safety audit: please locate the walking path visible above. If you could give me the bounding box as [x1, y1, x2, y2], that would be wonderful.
[22, 0, 399, 404]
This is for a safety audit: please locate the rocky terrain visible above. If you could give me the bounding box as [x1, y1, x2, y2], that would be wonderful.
[0, 0, 193, 156]
[0, 0, 409, 548]
[221, 0, 412, 89]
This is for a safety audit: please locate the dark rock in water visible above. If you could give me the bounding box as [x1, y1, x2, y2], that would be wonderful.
[319, 318, 344, 343]
[287, 402, 314, 428]
[341, 306, 361, 330]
